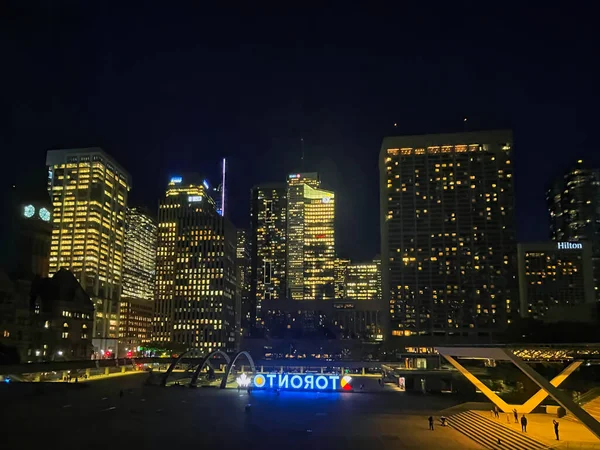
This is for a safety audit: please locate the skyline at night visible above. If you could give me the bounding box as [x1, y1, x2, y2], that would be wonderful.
[3, 5, 600, 263]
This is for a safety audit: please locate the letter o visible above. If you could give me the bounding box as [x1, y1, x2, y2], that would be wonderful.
[290, 375, 303, 389]
[254, 374, 266, 388]
[315, 375, 328, 390]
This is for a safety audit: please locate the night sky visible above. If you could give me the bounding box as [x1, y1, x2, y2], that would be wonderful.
[2, 4, 599, 261]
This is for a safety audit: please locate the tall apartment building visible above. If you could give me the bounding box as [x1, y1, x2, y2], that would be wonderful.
[547, 160, 600, 300]
[236, 229, 251, 329]
[346, 259, 382, 302]
[334, 258, 350, 299]
[46, 148, 130, 354]
[122, 207, 157, 301]
[518, 242, 595, 320]
[152, 176, 238, 354]
[119, 207, 157, 351]
[380, 130, 516, 341]
[286, 173, 335, 300]
[250, 183, 287, 323]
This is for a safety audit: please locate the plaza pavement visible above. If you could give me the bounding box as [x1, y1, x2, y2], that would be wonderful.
[3, 373, 483, 449]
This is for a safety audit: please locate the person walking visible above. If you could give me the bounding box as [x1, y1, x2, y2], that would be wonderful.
[494, 406, 499, 418]
[553, 420, 559, 440]
[521, 414, 527, 432]
[428, 416, 434, 431]
[513, 408, 518, 423]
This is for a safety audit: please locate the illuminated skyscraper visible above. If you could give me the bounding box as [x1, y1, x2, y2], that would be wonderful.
[122, 208, 157, 301]
[46, 148, 130, 354]
[518, 242, 594, 320]
[334, 258, 350, 299]
[236, 229, 250, 329]
[250, 183, 287, 322]
[380, 130, 516, 340]
[286, 173, 335, 300]
[346, 259, 382, 301]
[120, 207, 157, 351]
[153, 176, 238, 354]
[547, 160, 600, 300]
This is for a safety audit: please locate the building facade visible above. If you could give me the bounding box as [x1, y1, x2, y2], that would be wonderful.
[286, 173, 335, 300]
[250, 183, 287, 324]
[119, 297, 153, 350]
[261, 299, 383, 342]
[380, 130, 516, 341]
[16, 201, 52, 278]
[334, 258, 350, 299]
[345, 259, 382, 302]
[236, 229, 251, 330]
[122, 207, 157, 301]
[46, 148, 130, 355]
[0, 268, 94, 363]
[518, 242, 595, 320]
[547, 160, 600, 300]
[152, 176, 238, 354]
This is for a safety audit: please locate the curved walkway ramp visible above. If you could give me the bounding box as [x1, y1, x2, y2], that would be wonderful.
[189, 350, 231, 387]
[160, 350, 193, 387]
[220, 351, 256, 389]
[449, 410, 547, 450]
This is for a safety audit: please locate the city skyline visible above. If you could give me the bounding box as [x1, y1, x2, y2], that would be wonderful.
[4, 6, 599, 264]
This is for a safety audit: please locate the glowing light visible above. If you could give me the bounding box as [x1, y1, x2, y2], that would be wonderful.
[253, 374, 266, 388]
[24, 205, 35, 218]
[251, 373, 344, 391]
[290, 375, 303, 389]
[557, 242, 582, 250]
[170, 176, 182, 184]
[236, 373, 251, 388]
[341, 375, 352, 391]
[221, 158, 226, 217]
[203, 180, 209, 189]
[315, 375, 329, 390]
[188, 195, 202, 202]
[39, 207, 51, 222]
[57, 350, 63, 356]
[321, 197, 331, 204]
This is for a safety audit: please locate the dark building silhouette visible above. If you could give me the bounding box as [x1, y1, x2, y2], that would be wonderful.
[0, 268, 94, 362]
[547, 160, 600, 300]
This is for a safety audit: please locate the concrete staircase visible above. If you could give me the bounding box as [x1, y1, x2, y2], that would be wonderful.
[582, 397, 600, 421]
[449, 410, 548, 450]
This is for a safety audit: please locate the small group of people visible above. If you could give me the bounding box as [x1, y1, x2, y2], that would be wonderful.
[512, 408, 559, 440]
[427, 415, 447, 430]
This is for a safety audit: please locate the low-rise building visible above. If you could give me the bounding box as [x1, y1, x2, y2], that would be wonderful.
[518, 242, 595, 320]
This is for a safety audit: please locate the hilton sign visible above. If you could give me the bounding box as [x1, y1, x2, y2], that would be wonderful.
[557, 242, 583, 250]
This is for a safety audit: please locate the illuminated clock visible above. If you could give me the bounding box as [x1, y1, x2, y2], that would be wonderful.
[39, 207, 51, 222]
[24, 205, 35, 218]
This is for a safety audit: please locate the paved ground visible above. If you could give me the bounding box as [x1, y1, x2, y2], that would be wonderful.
[2, 373, 482, 449]
[474, 411, 600, 449]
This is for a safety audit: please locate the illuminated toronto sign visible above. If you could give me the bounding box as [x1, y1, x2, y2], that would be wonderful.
[557, 242, 582, 250]
[236, 373, 251, 387]
[241, 373, 352, 391]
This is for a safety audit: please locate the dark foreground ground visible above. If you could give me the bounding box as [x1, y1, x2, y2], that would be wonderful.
[1, 373, 482, 449]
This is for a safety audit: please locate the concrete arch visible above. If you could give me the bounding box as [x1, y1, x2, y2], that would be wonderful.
[160, 350, 192, 387]
[189, 350, 231, 387]
[220, 351, 256, 389]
